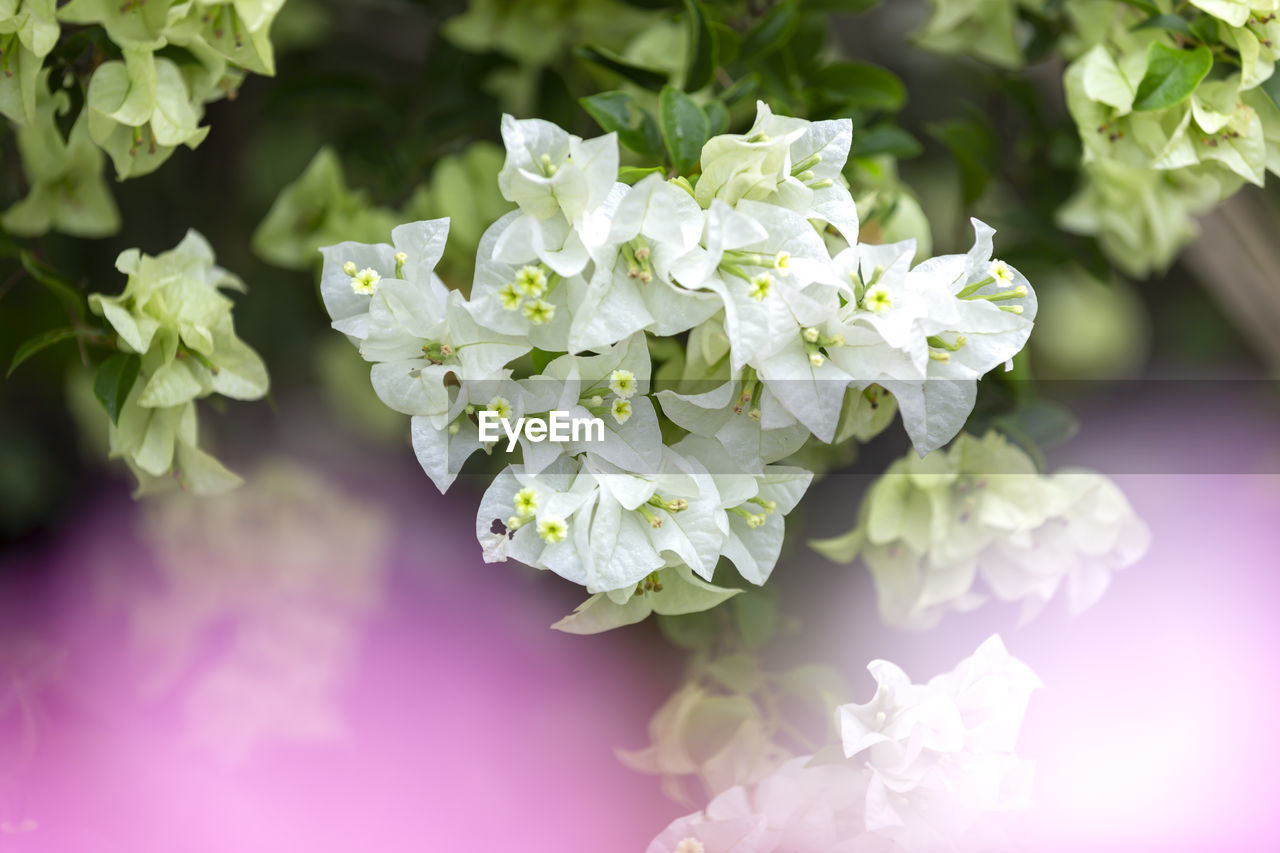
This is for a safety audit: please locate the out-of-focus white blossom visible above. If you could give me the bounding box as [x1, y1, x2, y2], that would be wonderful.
[648, 636, 1041, 852]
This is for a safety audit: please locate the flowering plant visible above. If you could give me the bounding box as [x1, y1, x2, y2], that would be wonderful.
[1, 1, 1209, 848]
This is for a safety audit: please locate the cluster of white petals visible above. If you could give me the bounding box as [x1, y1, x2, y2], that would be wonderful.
[319, 104, 1038, 628]
[813, 432, 1150, 629]
[648, 636, 1040, 853]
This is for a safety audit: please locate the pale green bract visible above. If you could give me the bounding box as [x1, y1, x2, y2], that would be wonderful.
[319, 104, 1039, 632]
[86, 47, 210, 180]
[252, 147, 401, 271]
[0, 0, 58, 125]
[1, 80, 119, 237]
[811, 431, 1149, 629]
[1057, 24, 1277, 275]
[917, 0, 1046, 69]
[89, 230, 269, 496]
[915, 0, 1280, 276]
[618, 672, 798, 805]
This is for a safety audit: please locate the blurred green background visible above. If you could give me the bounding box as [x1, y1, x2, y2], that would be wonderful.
[1, 0, 1272, 544]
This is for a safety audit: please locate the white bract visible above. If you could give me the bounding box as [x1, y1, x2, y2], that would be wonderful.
[494, 116, 619, 276]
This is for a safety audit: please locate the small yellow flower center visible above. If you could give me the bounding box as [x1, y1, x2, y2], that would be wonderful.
[498, 282, 522, 311]
[609, 369, 637, 399]
[487, 396, 513, 420]
[350, 267, 381, 295]
[990, 259, 1015, 285]
[514, 487, 539, 516]
[865, 284, 892, 314]
[515, 265, 548, 297]
[748, 273, 772, 301]
[522, 299, 555, 325]
[537, 515, 568, 544]
[522, 298, 552, 325]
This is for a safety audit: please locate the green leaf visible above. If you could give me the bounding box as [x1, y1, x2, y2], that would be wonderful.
[928, 114, 999, 205]
[618, 166, 666, 184]
[579, 91, 662, 157]
[993, 399, 1079, 453]
[711, 21, 742, 66]
[19, 251, 85, 323]
[718, 72, 760, 106]
[813, 61, 905, 111]
[581, 90, 635, 133]
[93, 352, 141, 425]
[1133, 42, 1212, 112]
[849, 124, 923, 159]
[7, 328, 98, 377]
[682, 0, 717, 92]
[0, 230, 19, 259]
[574, 45, 668, 91]
[1111, 0, 1160, 12]
[1131, 13, 1192, 37]
[739, 0, 799, 59]
[659, 85, 710, 175]
[1187, 15, 1219, 44]
[703, 99, 730, 136]
[801, 0, 881, 10]
[787, 14, 827, 76]
[530, 348, 566, 374]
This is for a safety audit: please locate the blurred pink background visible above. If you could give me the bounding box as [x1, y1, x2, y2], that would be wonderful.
[3, 393, 1279, 852]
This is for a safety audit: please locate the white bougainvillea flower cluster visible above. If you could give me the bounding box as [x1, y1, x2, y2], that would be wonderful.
[647, 635, 1040, 852]
[812, 431, 1150, 629]
[319, 104, 1038, 631]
